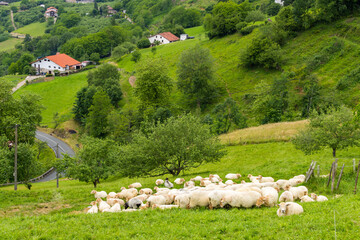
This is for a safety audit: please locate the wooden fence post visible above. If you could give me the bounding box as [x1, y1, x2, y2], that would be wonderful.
[306, 161, 316, 183]
[327, 161, 334, 187]
[353, 159, 356, 173]
[306, 161, 314, 179]
[317, 165, 320, 178]
[354, 160, 360, 194]
[336, 164, 345, 190]
[331, 159, 338, 192]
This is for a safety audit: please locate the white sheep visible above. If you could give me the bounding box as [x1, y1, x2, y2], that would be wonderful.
[90, 190, 107, 199]
[164, 178, 174, 188]
[96, 198, 111, 212]
[87, 201, 98, 214]
[139, 188, 153, 195]
[220, 191, 261, 208]
[107, 197, 125, 207]
[103, 203, 122, 213]
[146, 195, 166, 207]
[125, 198, 143, 209]
[128, 182, 142, 188]
[289, 186, 308, 200]
[310, 193, 328, 202]
[256, 187, 279, 207]
[292, 174, 306, 182]
[107, 192, 117, 198]
[225, 180, 235, 185]
[300, 195, 315, 202]
[225, 173, 241, 180]
[152, 204, 179, 210]
[174, 178, 185, 185]
[188, 190, 210, 209]
[279, 191, 294, 202]
[191, 176, 203, 182]
[154, 187, 170, 194]
[155, 179, 164, 185]
[136, 194, 150, 202]
[209, 174, 222, 181]
[277, 202, 303, 216]
[174, 194, 190, 209]
[208, 190, 231, 209]
[288, 178, 302, 187]
[117, 188, 138, 201]
[200, 179, 212, 187]
[258, 175, 274, 183]
[248, 174, 260, 183]
[184, 181, 195, 188]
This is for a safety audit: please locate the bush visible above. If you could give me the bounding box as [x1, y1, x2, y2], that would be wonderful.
[240, 24, 262, 36]
[137, 38, 151, 49]
[131, 51, 141, 63]
[336, 66, 360, 90]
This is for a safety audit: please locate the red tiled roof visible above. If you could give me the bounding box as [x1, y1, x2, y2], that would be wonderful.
[32, 54, 80, 68]
[159, 32, 179, 42]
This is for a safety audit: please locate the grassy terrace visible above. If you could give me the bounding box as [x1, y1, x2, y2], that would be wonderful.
[1, 138, 360, 238]
[0, 38, 22, 52]
[14, 22, 47, 37]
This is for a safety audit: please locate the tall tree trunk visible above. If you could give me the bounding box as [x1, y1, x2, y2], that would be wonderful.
[93, 180, 97, 188]
[333, 148, 336, 158]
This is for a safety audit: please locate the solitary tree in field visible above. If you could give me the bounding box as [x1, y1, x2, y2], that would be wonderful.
[177, 45, 217, 110]
[135, 60, 173, 107]
[292, 106, 360, 157]
[64, 137, 116, 188]
[119, 114, 225, 177]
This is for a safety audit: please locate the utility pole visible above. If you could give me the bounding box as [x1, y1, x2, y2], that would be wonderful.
[14, 124, 18, 191]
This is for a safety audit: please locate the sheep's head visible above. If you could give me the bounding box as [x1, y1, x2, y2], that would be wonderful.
[241, 180, 246, 184]
[139, 190, 144, 195]
[256, 196, 267, 207]
[95, 198, 102, 203]
[219, 198, 225, 208]
[310, 193, 317, 200]
[278, 202, 288, 214]
[121, 187, 126, 190]
[236, 174, 241, 178]
[274, 186, 280, 192]
[116, 193, 123, 199]
[90, 201, 96, 206]
[154, 186, 159, 191]
[128, 184, 133, 188]
[247, 174, 252, 178]
[190, 178, 195, 181]
[180, 178, 185, 183]
[151, 204, 158, 209]
[90, 190, 97, 195]
[284, 184, 291, 191]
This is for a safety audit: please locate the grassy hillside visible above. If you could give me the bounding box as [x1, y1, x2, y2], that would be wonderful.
[0, 75, 26, 87]
[14, 22, 47, 37]
[13, 72, 88, 125]
[1, 141, 360, 238]
[0, 38, 22, 52]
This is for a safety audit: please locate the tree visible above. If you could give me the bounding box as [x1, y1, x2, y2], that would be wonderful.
[135, 60, 172, 107]
[211, 98, 247, 134]
[64, 137, 116, 187]
[177, 45, 218, 109]
[137, 38, 151, 49]
[131, 51, 141, 62]
[73, 86, 97, 124]
[119, 114, 225, 177]
[86, 90, 113, 138]
[89, 52, 100, 64]
[293, 106, 360, 157]
[245, 10, 265, 23]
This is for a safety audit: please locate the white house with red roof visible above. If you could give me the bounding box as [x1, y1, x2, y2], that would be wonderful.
[31, 53, 82, 75]
[148, 32, 179, 45]
[44, 7, 58, 18]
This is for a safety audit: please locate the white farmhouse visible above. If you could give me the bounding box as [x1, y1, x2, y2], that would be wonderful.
[148, 32, 179, 45]
[44, 7, 58, 18]
[275, 0, 284, 5]
[31, 53, 82, 75]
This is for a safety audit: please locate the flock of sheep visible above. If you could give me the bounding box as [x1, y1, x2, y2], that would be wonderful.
[87, 173, 328, 216]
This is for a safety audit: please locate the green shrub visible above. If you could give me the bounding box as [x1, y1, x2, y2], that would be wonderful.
[240, 24, 262, 36]
[336, 66, 360, 90]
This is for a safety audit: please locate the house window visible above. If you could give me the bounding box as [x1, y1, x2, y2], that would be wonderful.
[54, 66, 56, 68]
[49, 66, 51, 68]
[162, 40, 163, 43]
[58, 67, 60, 69]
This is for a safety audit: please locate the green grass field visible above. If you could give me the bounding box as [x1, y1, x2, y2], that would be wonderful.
[13, 72, 88, 125]
[14, 22, 47, 37]
[1, 141, 360, 238]
[0, 75, 26, 87]
[0, 38, 22, 52]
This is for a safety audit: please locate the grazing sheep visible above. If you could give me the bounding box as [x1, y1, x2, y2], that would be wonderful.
[277, 202, 303, 216]
[191, 176, 203, 182]
[152, 204, 179, 210]
[96, 198, 111, 212]
[128, 182, 142, 189]
[248, 174, 260, 183]
[289, 186, 308, 200]
[279, 191, 294, 202]
[91, 190, 107, 199]
[117, 188, 138, 201]
[154, 187, 170, 194]
[139, 188, 153, 195]
[174, 178, 185, 185]
[136, 194, 150, 202]
[200, 179, 212, 187]
[164, 178, 174, 189]
[220, 191, 261, 208]
[87, 201, 98, 214]
[107, 197, 125, 207]
[155, 179, 164, 186]
[288, 178, 302, 187]
[276, 180, 291, 190]
[209, 174, 222, 182]
[225, 173, 241, 180]
[258, 175, 274, 183]
[184, 181, 195, 188]
[188, 190, 211, 209]
[146, 195, 167, 208]
[225, 180, 235, 185]
[103, 203, 122, 213]
[310, 193, 328, 202]
[292, 175, 306, 183]
[256, 187, 279, 207]
[125, 198, 143, 209]
[174, 194, 190, 209]
[300, 195, 315, 202]
[208, 190, 231, 209]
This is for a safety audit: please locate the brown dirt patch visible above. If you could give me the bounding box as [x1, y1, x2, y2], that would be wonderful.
[0, 202, 72, 217]
[129, 76, 136, 87]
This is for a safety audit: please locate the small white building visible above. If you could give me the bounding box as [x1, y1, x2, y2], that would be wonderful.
[31, 53, 82, 75]
[275, 0, 284, 5]
[148, 32, 179, 45]
[44, 7, 58, 18]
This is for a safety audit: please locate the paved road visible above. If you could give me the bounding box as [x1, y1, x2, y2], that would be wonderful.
[34, 130, 76, 182]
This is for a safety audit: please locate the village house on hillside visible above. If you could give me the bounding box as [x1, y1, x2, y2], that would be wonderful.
[31, 53, 82, 75]
[107, 6, 117, 16]
[44, 7, 58, 18]
[148, 32, 179, 45]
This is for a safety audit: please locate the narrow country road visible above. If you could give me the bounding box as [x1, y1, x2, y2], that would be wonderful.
[10, 10, 16, 30]
[34, 130, 76, 182]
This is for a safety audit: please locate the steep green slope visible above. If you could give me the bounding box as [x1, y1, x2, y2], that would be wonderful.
[13, 22, 47, 37]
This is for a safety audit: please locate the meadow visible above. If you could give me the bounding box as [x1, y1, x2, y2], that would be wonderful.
[1, 140, 360, 239]
[13, 22, 47, 37]
[0, 38, 22, 52]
